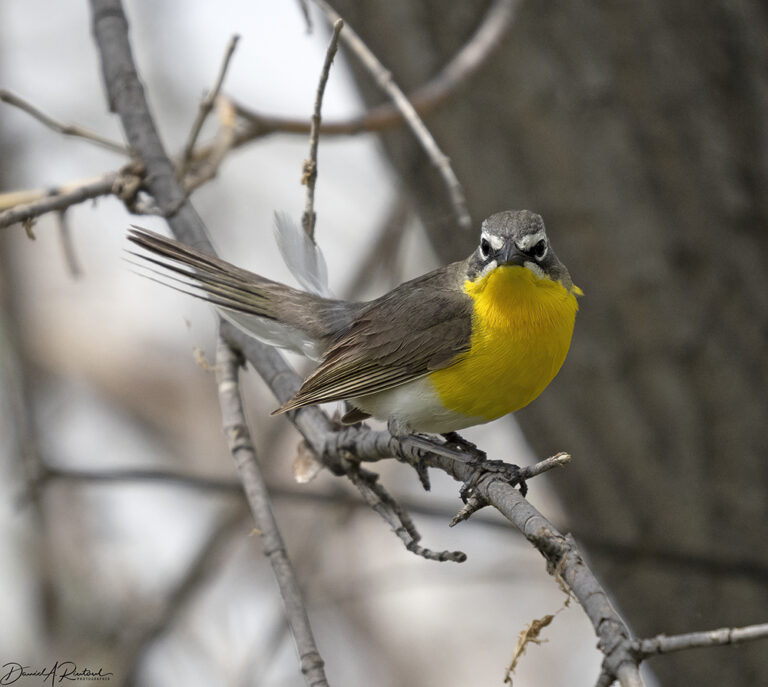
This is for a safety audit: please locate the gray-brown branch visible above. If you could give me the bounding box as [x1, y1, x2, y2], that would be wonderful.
[0, 88, 128, 155]
[633, 623, 768, 658]
[215, 336, 329, 687]
[0, 173, 119, 229]
[232, 0, 517, 141]
[301, 19, 343, 241]
[1, 0, 514, 232]
[310, 0, 471, 232]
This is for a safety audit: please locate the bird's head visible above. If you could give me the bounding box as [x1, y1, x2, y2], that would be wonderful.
[466, 210, 575, 291]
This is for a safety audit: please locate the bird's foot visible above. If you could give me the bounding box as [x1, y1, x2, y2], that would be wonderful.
[389, 422, 479, 491]
[459, 459, 527, 504]
[450, 460, 528, 526]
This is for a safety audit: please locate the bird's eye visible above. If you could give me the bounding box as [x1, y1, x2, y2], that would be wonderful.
[480, 237, 491, 258]
[531, 239, 547, 260]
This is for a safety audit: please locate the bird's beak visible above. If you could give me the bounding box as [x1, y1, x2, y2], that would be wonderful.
[498, 243, 525, 267]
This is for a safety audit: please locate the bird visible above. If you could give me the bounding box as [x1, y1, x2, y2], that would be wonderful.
[127, 210, 581, 440]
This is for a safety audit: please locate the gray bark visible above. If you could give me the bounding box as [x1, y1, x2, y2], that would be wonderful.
[332, 2, 768, 685]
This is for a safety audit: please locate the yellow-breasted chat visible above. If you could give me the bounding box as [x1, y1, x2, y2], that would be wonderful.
[128, 210, 581, 437]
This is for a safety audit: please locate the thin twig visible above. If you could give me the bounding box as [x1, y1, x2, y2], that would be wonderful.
[310, 0, 471, 231]
[215, 337, 329, 687]
[301, 18, 343, 241]
[0, 173, 118, 229]
[0, 88, 128, 155]
[414, 0, 518, 116]
[520, 452, 571, 479]
[633, 623, 768, 658]
[345, 464, 466, 563]
[179, 34, 240, 177]
[183, 95, 238, 193]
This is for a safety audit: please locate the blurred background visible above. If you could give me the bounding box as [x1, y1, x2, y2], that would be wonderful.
[1, 1, 766, 686]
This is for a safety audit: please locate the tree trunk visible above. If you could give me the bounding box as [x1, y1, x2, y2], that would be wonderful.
[332, 2, 768, 685]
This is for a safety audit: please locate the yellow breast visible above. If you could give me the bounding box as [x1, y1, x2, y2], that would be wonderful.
[430, 265, 581, 422]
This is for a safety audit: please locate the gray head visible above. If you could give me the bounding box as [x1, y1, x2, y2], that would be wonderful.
[466, 210, 573, 288]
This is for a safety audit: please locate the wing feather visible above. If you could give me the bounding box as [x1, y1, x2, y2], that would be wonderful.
[274, 262, 473, 413]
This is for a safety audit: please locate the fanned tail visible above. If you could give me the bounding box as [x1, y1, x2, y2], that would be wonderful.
[127, 226, 350, 359]
[127, 226, 278, 319]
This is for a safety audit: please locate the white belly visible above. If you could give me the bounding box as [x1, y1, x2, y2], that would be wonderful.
[352, 376, 483, 434]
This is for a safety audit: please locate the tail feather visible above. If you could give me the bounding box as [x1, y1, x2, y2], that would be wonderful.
[127, 226, 356, 359]
[127, 248, 273, 317]
[273, 212, 332, 297]
[127, 227, 274, 317]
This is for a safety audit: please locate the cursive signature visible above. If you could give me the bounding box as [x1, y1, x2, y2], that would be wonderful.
[0, 662, 113, 685]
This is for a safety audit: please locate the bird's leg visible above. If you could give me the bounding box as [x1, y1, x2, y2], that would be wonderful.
[389, 420, 476, 463]
[386, 418, 431, 489]
[388, 420, 481, 491]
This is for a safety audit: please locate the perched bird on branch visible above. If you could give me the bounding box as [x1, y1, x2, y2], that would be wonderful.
[128, 210, 581, 441]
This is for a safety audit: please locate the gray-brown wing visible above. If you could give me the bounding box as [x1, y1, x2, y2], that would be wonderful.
[275, 261, 472, 412]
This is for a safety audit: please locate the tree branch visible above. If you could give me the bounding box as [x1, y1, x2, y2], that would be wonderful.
[0, 88, 128, 155]
[344, 462, 467, 563]
[179, 34, 240, 177]
[2, 0, 515, 232]
[231, 0, 517, 140]
[310, 0, 472, 232]
[90, 0, 211, 249]
[215, 336, 329, 687]
[181, 95, 238, 193]
[633, 623, 768, 658]
[0, 172, 119, 229]
[481, 481, 643, 687]
[301, 19, 343, 241]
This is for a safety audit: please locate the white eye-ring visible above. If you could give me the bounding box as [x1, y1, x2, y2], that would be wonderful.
[531, 239, 548, 261]
[479, 232, 503, 258]
[480, 237, 491, 258]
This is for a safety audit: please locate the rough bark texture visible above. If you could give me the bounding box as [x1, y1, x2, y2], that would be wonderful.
[332, 2, 768, 685]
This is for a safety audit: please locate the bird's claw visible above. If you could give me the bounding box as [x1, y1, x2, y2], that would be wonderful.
[459, 459, 528, 504]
